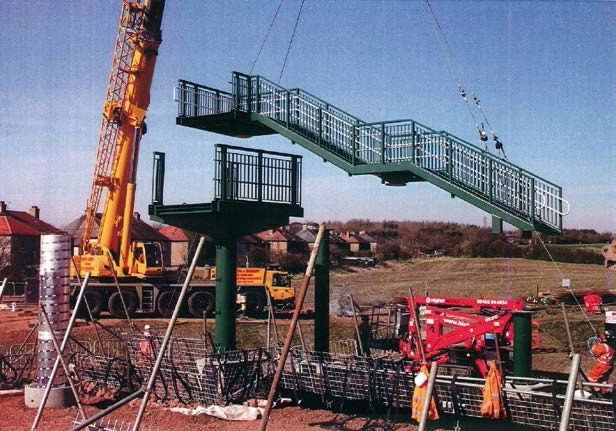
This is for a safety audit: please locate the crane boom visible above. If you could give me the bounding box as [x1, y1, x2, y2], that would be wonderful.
[79, 0, 165, 276]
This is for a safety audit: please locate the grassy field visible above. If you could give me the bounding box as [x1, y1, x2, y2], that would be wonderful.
[300, 257, 612, 309]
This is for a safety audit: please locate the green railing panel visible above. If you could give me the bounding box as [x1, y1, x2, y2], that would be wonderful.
[174, 73, 567, 234]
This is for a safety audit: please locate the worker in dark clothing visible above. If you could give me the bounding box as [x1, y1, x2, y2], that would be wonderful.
[357, 315, 372, 357]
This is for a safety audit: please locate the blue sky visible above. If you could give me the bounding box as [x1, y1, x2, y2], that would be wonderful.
[1, 1, 614, 232]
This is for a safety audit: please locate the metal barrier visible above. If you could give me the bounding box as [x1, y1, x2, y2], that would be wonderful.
[71, 335, 275, 406]
[279, 347, 615, 431]
[214, 144, 302, 206]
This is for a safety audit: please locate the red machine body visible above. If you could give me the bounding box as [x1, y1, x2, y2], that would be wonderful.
[397, 295, 536, 377]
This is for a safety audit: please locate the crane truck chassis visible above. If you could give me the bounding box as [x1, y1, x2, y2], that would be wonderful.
[71, 266, 294, 319]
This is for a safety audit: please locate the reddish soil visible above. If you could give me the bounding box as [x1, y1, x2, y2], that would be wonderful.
[1, 255, 612, 431]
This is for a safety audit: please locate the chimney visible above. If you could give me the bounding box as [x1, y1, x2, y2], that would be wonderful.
[133, 212, 141, 220]
[29, 205, 40, 219]
[0, 201, 5, 213]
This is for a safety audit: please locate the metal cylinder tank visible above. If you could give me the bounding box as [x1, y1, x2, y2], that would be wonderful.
[25, 234, 74, 408]
[36, 234, 71, 387]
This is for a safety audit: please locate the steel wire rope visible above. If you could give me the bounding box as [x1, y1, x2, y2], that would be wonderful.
[533, 231, 598, 335]
[249, 0, 286, 75]
[423, 0, 506, 158]
[278, 0, 306, 84]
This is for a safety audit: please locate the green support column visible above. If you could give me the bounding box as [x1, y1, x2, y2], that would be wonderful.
[215, 238, 237, 351]
[491, 215, 503, 233]
[314, 230, 330, 352]
[513, 311, 533, 377]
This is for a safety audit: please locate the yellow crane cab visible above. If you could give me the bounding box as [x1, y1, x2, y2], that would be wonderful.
[129, 241, 164, 277]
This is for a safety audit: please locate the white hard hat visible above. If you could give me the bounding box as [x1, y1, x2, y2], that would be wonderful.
[144, 324, 151, 331]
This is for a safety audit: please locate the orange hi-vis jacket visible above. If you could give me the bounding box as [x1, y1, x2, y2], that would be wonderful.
[591, 341, 614, 366]
[587, 341, 614, 383]
[137, 338, 154, 364]
[480, 361, 507, 419]
[411, 365, 439, 422]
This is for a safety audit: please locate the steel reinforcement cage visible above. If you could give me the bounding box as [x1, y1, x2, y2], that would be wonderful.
[61, 335, 616, 430]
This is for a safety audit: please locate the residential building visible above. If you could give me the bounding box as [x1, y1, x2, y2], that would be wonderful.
[0, 201, 63, 277]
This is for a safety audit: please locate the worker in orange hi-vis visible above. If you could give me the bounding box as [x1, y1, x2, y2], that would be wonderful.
[587, 331, 615, 386]
[411, 364, 439, 422]
[137, 324, 154, 365]
[480, 361, 506, 419]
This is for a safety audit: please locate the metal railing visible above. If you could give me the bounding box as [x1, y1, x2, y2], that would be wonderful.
[214, 144, 302, 206]
[175, 72, 568, 232]
[175, 80, 233, 117]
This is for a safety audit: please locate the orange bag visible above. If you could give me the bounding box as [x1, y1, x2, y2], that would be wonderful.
[411, 365, 439, 421]
[480, 361, 506, 419]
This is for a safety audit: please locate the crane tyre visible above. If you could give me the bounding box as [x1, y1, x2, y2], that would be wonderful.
[188, 291, 215, 318]
[79, 291, 103, 318]
[156, 290, 180, 318]
[107, 291, 137, 318]
[245, 290, 266, 316]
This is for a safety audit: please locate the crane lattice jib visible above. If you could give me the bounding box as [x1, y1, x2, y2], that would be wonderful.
[81, 1, 158, 252]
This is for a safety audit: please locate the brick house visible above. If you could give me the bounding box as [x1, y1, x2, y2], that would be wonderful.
[257, 228, 308, 260]
[339, 231, 377, 254]
[0, 201, 63, 277]
[63, 212, 170, 261]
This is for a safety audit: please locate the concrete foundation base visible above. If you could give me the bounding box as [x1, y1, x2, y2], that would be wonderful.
[24, 383, 75, 408]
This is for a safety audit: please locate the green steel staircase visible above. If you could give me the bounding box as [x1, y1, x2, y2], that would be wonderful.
[174, 72, 568, 234]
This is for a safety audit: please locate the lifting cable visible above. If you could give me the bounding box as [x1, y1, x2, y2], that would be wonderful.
[423, 0, 506, 159]
[249, 0, 286, 75]
[533, 231, 598, 335]
[278, 0, 306, 84]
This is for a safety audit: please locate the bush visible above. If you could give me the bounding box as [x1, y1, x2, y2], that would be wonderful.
[279, 253, 309, 274]
[247, 247, 268, 267]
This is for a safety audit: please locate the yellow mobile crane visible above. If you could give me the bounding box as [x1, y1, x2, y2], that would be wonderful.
[71, 0, 295, 319]
[73, 0, 165, 279]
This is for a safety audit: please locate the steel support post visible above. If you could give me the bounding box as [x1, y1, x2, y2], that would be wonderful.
[559, 353, 581, 431]
[417, 362, 439, 431]
[491, 215, 503, 233]
[513, 311, 533, 377]
[314, 229, 330, 352]
[214, 237, 237, 351]
[131, 237, 205, 431]
[259, 225, 325, 431]
[0, 277, 6, 303]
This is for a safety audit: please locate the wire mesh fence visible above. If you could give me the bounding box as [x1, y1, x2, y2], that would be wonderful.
[69, 334, 276, 406]
[280, 346, 615, 431]
[8, 331, 612, 430]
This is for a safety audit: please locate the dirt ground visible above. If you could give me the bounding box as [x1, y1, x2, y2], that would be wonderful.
[1, 257, 613, 430]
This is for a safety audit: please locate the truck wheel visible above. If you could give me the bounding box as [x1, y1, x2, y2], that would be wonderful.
[188, 291, 215, 317]
[157, 290, 180, 318]
[78, 291, 103, 318]
[107, 291, 137, 318]
[245, 291, 266, 316]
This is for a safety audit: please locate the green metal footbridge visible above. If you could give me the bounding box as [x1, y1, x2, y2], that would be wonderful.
[174, 72, 568, 234]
